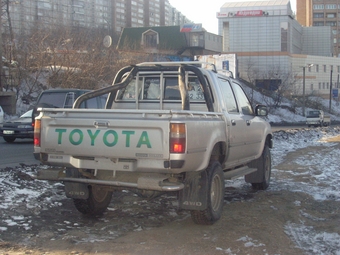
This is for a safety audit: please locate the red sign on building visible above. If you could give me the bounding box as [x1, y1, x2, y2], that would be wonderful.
[236, 10, 263, 17]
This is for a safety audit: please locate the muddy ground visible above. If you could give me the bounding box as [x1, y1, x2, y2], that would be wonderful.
[1, 129, 340, 255]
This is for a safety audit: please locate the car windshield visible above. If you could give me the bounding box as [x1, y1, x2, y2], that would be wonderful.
[38, 92, 75, 108]
[307, 111, 320, 117]
[20, 109, 33, 118]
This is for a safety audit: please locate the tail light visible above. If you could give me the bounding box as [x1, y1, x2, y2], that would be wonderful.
[170, 123, 186, 153]
[34, 119, 41, 147]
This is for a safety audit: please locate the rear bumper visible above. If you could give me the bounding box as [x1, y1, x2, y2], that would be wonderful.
[33, 152, 185, 173]
[34, 168, 184, 192]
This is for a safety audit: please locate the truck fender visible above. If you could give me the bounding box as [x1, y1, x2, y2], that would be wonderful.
[178, 171, 208, 210]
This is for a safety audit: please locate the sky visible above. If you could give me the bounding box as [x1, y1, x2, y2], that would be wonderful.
[169, 0, 297, 34]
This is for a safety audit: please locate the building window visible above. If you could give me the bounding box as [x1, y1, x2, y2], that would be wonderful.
[313, 4, 324, 10]
[281, 22, 288, 52]
[189, 33, 204, 47]
[316, 65, 319, 72]
[324, 65, 327, 72]
[326, 4, 337, 9]
[313, 13, 324, 18]
[323, 83, 325, 89]
[327, 13, 336, 18]
[310, 84, 314, 91]
[319, 82, 321, 89]
[314, 21, 324, 26]
[337, 66, 340, 72]
[141, 29, 159, 48]
[327, 82, 329, 89]
[326, 21, 336, 26]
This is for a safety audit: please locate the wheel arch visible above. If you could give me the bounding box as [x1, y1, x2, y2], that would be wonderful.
[266, 133, 273, 149]
[209, 141, 227, 166]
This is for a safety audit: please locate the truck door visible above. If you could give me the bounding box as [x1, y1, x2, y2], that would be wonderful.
[218, 78, 249, 164]
[231, 82, 263, 159]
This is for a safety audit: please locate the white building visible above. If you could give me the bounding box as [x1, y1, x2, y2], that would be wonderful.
[217, 0, 339, 98]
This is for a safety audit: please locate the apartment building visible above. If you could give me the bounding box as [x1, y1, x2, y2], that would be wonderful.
[296, 0, 340, 56]
[3, 0, 192, 36]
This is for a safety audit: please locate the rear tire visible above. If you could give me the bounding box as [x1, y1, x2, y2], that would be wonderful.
[3, 136, 15, 143]
[73, 185, 112, 215]
[191, 161, 224, 225]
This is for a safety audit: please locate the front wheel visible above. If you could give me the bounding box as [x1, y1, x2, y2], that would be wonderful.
[191, 161, 225, 225]
[246, 145, 271, 190]
[73, 185, 113, 215]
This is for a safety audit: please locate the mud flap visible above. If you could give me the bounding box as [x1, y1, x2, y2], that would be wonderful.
[64, 168, 89, 199]
[64, 182, 89, 199]
[178, 170, 208, 210]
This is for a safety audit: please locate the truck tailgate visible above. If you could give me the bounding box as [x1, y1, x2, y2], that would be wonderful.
[39, 109, 171, 160]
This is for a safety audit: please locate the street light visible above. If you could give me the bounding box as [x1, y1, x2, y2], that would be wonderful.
[302, 64, 314, 116]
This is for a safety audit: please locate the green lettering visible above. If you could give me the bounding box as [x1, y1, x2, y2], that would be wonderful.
[55, 129, 67, 144]
[69, 129, 83, 146]
[122, 130, 135, 147]
[137, 131, 151, 148]
[103, 130, 118, 147]
[87, 130, 100, 146]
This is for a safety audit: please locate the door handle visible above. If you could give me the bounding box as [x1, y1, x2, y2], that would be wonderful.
[231, 119, 236, 126]
[246, 120, 250, 126]
[94, 121, 109, 128]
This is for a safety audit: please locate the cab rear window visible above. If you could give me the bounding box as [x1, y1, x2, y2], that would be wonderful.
[117, 76, 206, 101]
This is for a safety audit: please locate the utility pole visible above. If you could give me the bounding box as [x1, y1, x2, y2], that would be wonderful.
[302, 64, 314, 117]
[329, 67, 333, 113]
[0, 10, 3, 92]
[302, 66, 306, 116]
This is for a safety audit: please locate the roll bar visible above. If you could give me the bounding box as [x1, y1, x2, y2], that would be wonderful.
[73, 63, 214, 112]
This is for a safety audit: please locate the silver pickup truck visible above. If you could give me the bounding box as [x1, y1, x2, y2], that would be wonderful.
[34, 62, 273, 225]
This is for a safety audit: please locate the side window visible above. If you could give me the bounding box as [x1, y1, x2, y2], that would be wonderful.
[188, 77, 205, 100]
[164, 77, 181, 100]
[64, 93, 75, 108]
[118, 77, 142, 100]
[163, 76, 206, 101]
[143, 77, 160, 99]
[218, 78, 238, 113]
[232, 83, 254, 115]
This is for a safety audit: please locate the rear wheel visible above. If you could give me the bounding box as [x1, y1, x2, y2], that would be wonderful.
[3, 136, 15, 143]
[73, 185, 112, 215]
[191, 161, 225, 225]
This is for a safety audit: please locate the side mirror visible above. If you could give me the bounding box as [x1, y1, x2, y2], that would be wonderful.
[255, 105, 268, 116]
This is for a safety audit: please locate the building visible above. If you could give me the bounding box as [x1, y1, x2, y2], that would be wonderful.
[296, 0, 340, 57]
[3, 0, 193, 36]
[117, 25, 223, 59]
[217, 0, 340, 99]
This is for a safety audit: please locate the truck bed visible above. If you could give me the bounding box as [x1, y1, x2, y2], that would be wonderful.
[35, 108, 225, 174]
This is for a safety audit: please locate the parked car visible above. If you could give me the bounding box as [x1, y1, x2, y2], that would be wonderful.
[32, 89, 107, 126]
[0, 105, 4, 125]
[306, 110, 331, 127]
[0, 109, 33, 143]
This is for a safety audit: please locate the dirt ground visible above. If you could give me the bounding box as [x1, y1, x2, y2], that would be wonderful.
[1, 134, 340, 255]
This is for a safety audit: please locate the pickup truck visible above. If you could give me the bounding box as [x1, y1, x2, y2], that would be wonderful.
[306, 110, 331, 127]
[34, 62, 273, 225]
